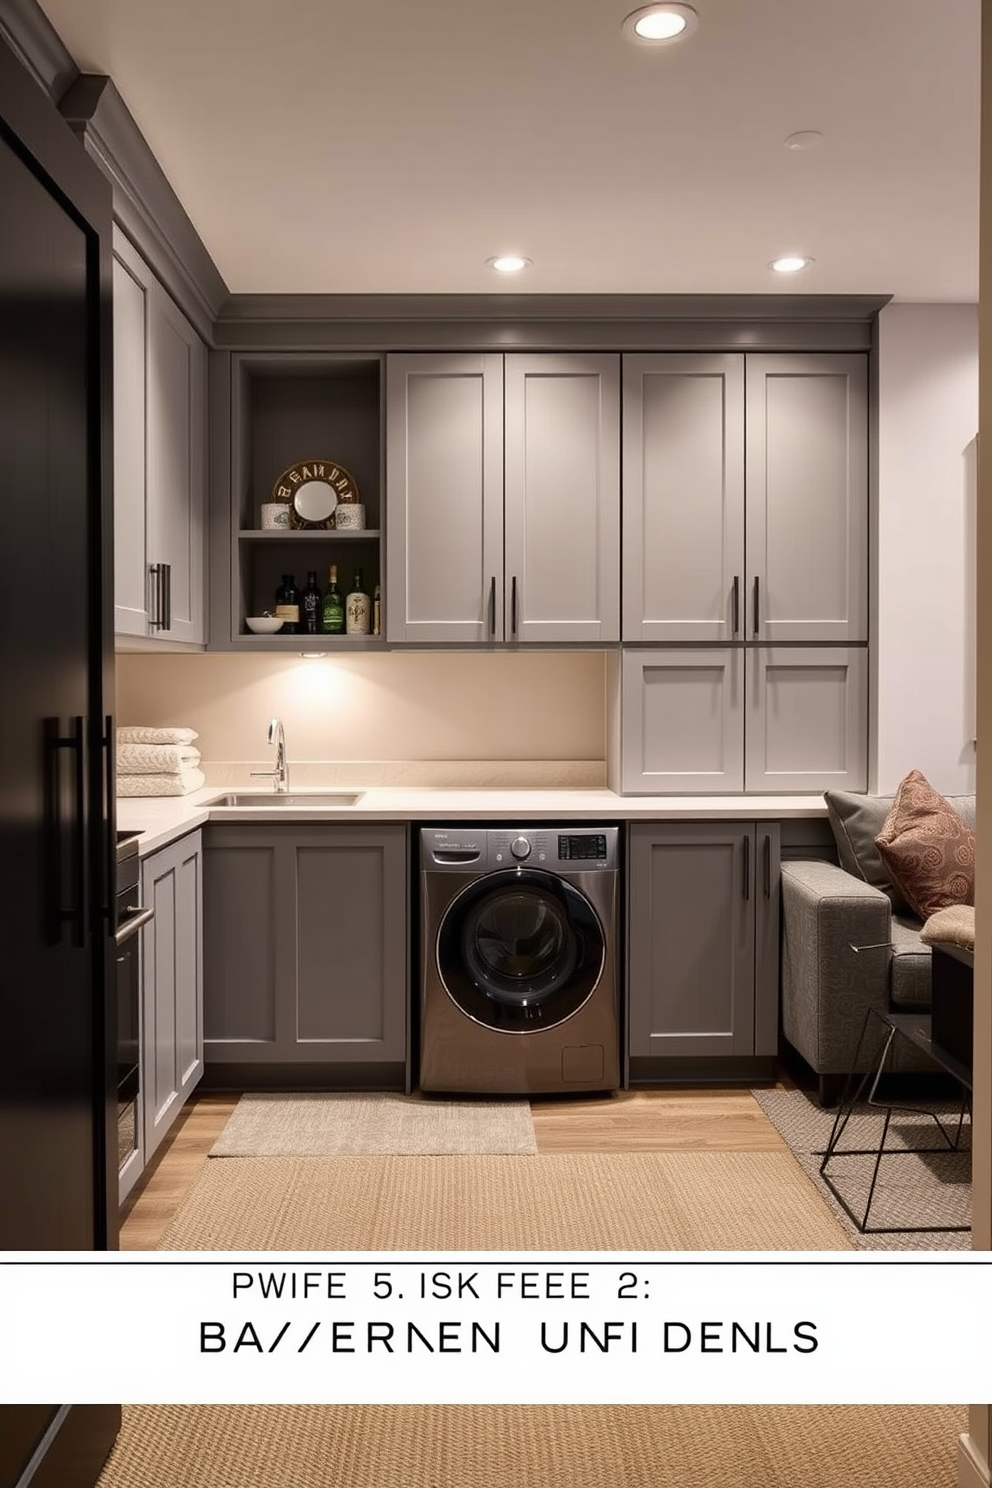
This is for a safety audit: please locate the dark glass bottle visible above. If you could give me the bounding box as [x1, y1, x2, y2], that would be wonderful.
[275, 573, 300, 635]
[321, 564, 345, 635]
[302, 569, 322, 635]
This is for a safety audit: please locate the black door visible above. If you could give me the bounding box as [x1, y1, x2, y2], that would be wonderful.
[436, 869, 606, 1030]
[0, 27, 119, 1488]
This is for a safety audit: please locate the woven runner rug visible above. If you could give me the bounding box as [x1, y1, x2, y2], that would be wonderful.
[209, 1092, 538, 1157]
[95, 1403, 966, 1488]
[160, 1149, 853, 1251]
[751, 1087, 972, 1250]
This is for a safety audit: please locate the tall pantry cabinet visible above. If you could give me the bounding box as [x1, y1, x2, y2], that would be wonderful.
[613, 351, 869, 793]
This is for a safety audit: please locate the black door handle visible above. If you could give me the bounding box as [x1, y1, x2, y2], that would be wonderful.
[764, 834, 772, 898]
[45, 717, 86, 946]
[732, 575, 740, 636]
[103, 714, 115, 924]
[149, 563, 164, 629]
[511, 575, 518, 636]
[753, 575, 760, 636]
[489, 575, 496, 637]
[163, 562, 172, 631]
[743, 836, 751, 901]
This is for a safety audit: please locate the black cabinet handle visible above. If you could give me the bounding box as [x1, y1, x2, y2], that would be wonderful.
[489, 575, 496, 637]
[103, 714, 115, 925]
[764, 834, 772, 898]
[45, 717, 86, 946]
[163, 562, 172, 631]
[511, 575, 518, 636]
[753, 575, 760, 636]
[149, 563, 163, 629]
[732, 575, 740, 635]
[743, 836, 751, 901]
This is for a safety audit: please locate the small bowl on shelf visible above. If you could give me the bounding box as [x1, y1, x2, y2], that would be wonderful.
[244, 615, 284, 635]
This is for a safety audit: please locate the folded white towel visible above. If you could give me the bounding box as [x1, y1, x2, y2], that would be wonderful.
[117, 767, 206, 798]
[117, 742, 201, 775]
[117, 726, 199, 746]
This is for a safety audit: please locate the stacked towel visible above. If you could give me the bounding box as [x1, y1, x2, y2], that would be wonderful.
[116, 726, 205, 797]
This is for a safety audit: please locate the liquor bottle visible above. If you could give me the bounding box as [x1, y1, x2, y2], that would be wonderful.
[346, 567, 371, 635]
[302, 569, 322, 635]
[274, 573, 300, 634]
[372, 583, 381, 636]
[321, 564, 344, 635]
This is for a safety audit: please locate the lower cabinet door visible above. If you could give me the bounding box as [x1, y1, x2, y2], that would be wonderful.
[627, 822, 780, 1062]
[202, 823, 409, 1072]
[141, 830, 203, 1163]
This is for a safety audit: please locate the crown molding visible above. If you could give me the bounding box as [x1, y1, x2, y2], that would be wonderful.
[0, 0, 78, 100]
[59, 73, 228, 339]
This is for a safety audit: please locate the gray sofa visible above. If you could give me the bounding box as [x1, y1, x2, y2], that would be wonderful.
[780, 789, 976, 1104]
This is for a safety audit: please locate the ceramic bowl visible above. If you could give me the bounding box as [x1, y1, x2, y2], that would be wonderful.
[244, 616, 284, 635]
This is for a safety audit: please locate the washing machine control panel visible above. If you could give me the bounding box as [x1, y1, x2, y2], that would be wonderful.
[424, 827, 618, 871]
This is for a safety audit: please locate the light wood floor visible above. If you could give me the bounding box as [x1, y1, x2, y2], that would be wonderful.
[120, 1085, 790, 1251]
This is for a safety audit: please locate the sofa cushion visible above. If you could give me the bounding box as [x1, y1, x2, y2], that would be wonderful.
[874, 769, 975, 921]
[823, 789, 906, 909]
[889, 914, 934, 1008]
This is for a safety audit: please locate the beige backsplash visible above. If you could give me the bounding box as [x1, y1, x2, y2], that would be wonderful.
[115, 650, 607, 788]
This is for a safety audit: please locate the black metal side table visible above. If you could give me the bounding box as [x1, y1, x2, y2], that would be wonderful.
[819, 1005, 972, 1235]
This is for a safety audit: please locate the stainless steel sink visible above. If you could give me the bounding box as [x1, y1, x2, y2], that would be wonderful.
[210, 791, 364, 808]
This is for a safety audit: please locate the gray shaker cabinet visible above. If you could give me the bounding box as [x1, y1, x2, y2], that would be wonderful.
[627, 822, 780, 1063]
[623, 354, 745, 643]
[386, 352, 619, 643]
[611, 645, 868, 794]
[202, 823, 409, 1080]
[141, 831, 203, 1163]
[745, 354, 868, 643]
[622, 352, 867, 644]
[112, 227, 207, 645]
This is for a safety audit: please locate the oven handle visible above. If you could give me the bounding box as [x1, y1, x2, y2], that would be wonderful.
[115, 904, 155, 947]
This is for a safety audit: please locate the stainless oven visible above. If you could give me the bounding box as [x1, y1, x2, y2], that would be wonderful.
[115, 834, 153, 1178]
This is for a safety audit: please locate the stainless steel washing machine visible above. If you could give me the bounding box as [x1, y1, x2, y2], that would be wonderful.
[419, 825, 621, 1095]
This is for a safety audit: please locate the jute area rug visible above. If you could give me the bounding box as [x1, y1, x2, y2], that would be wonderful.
[95, 1402, 966, 1488]
[160, 1150, 852, 1251]
[209, 1092, 538, 1157]
[752, 1088, 972, 1251]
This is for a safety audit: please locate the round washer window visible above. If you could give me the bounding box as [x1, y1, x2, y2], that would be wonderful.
[436, 868, 604, 1032]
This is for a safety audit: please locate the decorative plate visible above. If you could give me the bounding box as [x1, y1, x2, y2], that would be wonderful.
[271, 460, 360, 530]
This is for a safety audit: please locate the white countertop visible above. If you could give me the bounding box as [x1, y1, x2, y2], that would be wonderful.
[117, 784, 828, 857]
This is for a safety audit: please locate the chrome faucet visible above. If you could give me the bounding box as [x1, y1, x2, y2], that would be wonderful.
[250, 717, 290, 793]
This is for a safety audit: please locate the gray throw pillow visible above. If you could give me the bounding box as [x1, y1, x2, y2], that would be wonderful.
[823, 789, 906, 910]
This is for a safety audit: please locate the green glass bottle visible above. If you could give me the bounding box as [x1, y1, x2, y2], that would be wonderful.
[321, 564, 344, 634]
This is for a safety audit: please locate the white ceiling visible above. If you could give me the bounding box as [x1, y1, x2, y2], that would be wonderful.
[39, 0, 981, 300]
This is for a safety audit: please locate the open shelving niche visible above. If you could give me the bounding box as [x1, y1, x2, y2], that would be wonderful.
[229, 352, 386, 649]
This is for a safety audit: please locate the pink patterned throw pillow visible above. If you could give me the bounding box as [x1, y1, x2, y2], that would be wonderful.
[874, 769, 975, 922]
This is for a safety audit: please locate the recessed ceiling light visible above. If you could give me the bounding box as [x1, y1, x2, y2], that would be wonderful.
[770, 255, 814, 274]
[784, 130, 823, 151]
[622, 3, 699, 44]
[487, 255, 531, 274]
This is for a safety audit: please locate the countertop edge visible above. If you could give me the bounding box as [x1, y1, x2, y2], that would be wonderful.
[116, 787, 829, 858]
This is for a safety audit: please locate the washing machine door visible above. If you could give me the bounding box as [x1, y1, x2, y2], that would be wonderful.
[436, 868, 605, 1031]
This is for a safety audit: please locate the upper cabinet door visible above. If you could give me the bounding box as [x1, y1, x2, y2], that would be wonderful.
[745, 353, 868, 642]
[112, 235, 150, 637]
[386, 353, 504, 643]
[623, 353, 745, 642]
[504, 354, 620, 644]
[145, 279, 207, 645]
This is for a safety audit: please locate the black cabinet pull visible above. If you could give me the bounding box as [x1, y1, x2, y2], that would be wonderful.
[732, 575, 740, 635]
[103, 714, 115, 924]
[753, 575, 760, 636]
[511, 575, 518, 636]
[45, 717, 86, 946]
[163, 562, 172, 631]
[743, 836, 751, 901]
[149, 563, 163, 629]
[489, 575, 496, 636]
[764, 834, 772, 898]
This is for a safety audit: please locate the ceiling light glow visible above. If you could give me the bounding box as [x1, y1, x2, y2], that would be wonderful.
[770, 255, 813, 274]
[622, 4, 699, 45]
[488, 255, 531, 273]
